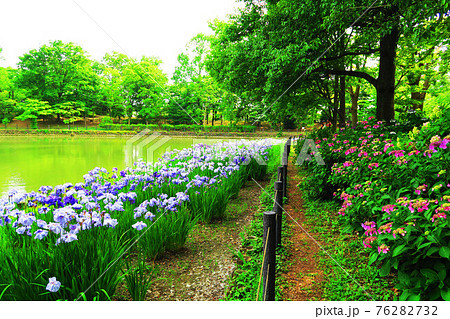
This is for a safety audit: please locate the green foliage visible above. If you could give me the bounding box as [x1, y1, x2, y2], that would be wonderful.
[300, 113, 450, 300]
[302, 197, 396, 301]
[0, 225, 126, 301]
[99, 123, 257, 133]
[165, 83, 203, 125]
[16, 40, 100, 115]
[122, 255, 157, 301]
[208, 0, 449, 124]
[171, 34, 229, 126]
[99, 116, 114, 127]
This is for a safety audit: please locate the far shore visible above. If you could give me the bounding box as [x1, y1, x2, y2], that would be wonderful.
[0, 128, 301, 139]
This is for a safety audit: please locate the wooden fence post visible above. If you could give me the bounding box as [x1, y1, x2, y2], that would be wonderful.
[282, 162, 287, 201]
[287, 137, 291, 156]
[274, 181, 283, 247]
[263, 211, 276, 301]
[277, 166, 285, 199]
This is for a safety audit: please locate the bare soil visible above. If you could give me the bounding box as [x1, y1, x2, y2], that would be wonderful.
[280, 159, 325, 301]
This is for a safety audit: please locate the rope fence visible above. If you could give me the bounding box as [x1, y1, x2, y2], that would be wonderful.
[260, 137, 292, 301]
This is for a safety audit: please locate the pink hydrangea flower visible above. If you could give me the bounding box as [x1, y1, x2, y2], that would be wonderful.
[343, 161, 354, 167]
[378, 244, 390, 254]
[363, 236, 377, 248]
[415, 184, 427, 195]
[432, 212, 447, 223]
[389, 150, 405, 158]
[382, 204, 396, 213]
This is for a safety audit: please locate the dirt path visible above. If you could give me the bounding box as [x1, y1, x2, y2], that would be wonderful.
[114, 179, 268, 301]
[280, 159, 325, 301]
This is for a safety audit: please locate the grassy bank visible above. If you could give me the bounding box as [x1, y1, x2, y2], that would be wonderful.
[0, 128, 287, 138]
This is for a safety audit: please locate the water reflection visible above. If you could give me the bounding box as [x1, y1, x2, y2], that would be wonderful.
[0, 135, 235, 197]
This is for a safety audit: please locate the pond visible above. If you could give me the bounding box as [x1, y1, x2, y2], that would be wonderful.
[0, 135, 236, 197]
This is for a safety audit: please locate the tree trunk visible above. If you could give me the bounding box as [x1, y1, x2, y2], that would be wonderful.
[410, 76, 430, 111]
[348, 85, 360, 127]
[376, 23, 399, 124]
[339, 76, 346, 127]
[332, 76, 339, 130]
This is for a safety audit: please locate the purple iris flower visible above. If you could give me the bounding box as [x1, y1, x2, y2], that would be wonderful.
[18, 213, 36, 227]
[53, 211, 69, 225]
[63, 195, 77, 206]
[62, 233, 78, 243]
[38, 185, 53, 194]
[69, 224, 80, 234]
[144, 212, 155, 221]
[103, 217, 118, 228]
[132, 221, 147, 231]
[46, 277, 61, 292]
[16, 226, 27, 234]
[48, 223, 63, 234]
[72, 204, 83, 210]
[36, 219, 47, 228]
[38, 206, 49, 214]
[34, 229, 48, 240]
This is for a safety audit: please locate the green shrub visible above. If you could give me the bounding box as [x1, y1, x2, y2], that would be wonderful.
[299, 113, 450, 300]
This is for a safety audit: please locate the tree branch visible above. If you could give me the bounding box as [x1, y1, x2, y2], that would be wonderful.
[323, 69, 377, 87]
[395, 71, 407, 90]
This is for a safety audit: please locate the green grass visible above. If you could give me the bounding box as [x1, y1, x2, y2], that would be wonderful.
[224, 145, 291, 300]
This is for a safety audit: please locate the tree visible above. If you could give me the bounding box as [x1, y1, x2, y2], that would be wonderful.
[208, 0, 450, 124]
[172, 34, 211, 124]
[98, 53, 167, 124]
[0, 67, 26, 121]
[0, 67, 15, 121]
[131, 57, 168, 124]
[173, 33, 210, 84]
[15, 99, 54, 129]
[394, 21, 450, 112]
[98, 53, 128, 119]
[16, 40, 100, 121]
[165, 83, 203, 125]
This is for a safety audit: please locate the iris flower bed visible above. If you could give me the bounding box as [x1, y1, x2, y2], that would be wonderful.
[299, 111, 450, 301]
[0, 139, 276, 300]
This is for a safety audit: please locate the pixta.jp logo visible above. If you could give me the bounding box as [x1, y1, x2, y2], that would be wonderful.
[125, 130, 172, 167]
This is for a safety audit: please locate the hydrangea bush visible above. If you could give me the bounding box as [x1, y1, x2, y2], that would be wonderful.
[298, 111, 450, 301]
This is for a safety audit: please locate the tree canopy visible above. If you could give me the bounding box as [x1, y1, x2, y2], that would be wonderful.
[207, 0, 450, 124]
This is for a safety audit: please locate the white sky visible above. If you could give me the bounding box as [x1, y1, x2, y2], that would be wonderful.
[0, 0, 239, 77]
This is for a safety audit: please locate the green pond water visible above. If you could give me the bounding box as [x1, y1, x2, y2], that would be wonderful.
[0, 135, 235, 197]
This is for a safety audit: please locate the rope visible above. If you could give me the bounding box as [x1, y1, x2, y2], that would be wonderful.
[256, 226, 270, 301]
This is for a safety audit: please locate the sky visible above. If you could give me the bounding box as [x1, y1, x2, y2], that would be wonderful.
[0, 0, 240, 77]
